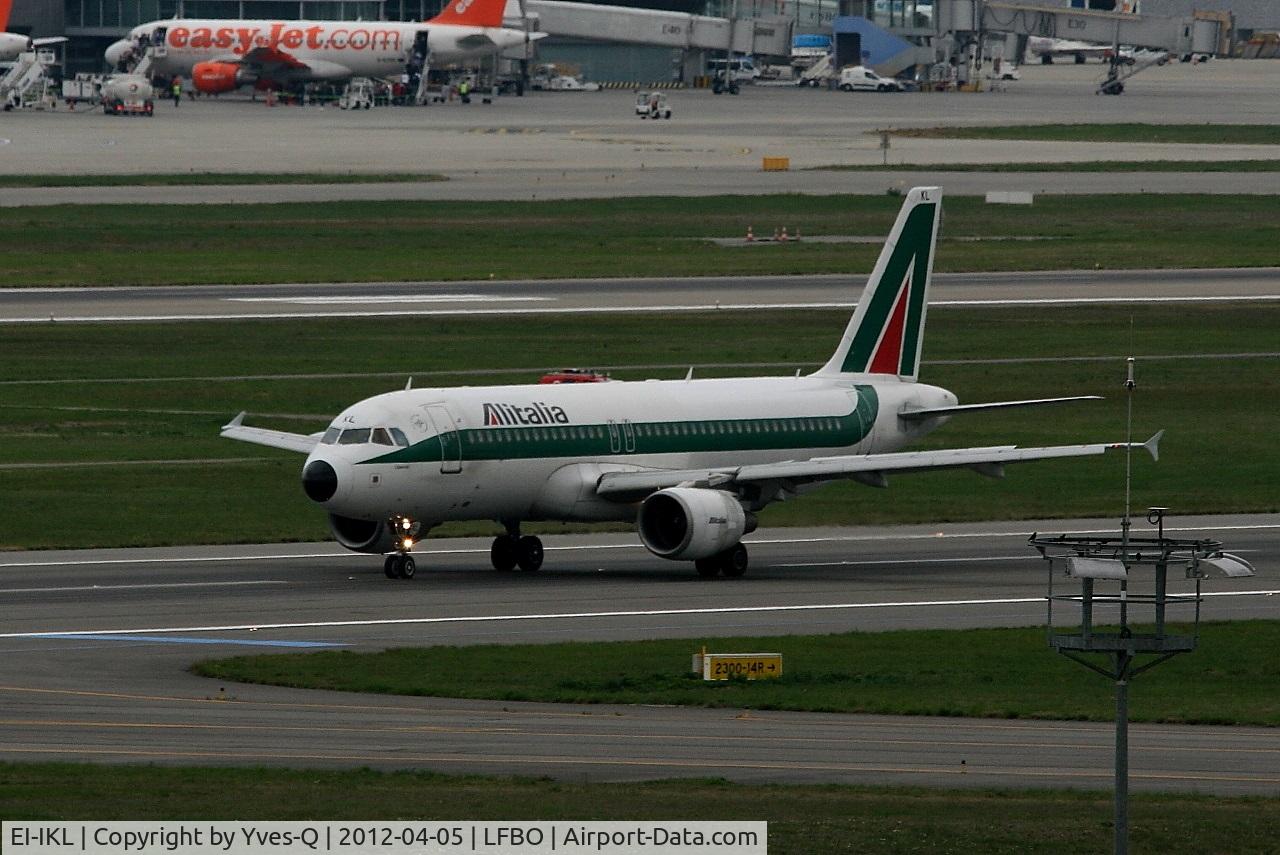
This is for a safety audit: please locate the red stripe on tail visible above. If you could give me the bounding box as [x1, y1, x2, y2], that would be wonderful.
[868, 281, 910, 374]
[0, 0, 14, 32]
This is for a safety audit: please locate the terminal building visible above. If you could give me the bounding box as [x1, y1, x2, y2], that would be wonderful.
[5, 0, 1279, 78]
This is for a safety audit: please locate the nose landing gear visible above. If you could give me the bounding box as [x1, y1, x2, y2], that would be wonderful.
[490, 522, 544, 572]
[384, 515, 419, 580]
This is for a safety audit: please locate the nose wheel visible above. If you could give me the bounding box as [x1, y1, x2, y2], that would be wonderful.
[384, 514, 419, 580]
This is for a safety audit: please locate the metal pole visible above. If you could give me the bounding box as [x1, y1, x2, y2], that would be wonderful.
[1115, 665, 1129, 855]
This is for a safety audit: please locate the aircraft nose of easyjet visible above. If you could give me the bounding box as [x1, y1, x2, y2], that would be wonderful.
[302, 459, 339, 503]
[104, 39, 130, 66]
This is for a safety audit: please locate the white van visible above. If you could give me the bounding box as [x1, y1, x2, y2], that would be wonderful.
[706, 57, 760, 83]
[838, 65, 901, 92]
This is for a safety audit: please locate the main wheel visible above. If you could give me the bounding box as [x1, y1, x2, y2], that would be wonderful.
[399, 556, 416, 579]
[720, 543, 749, 578]
[384, 555, 399, 579]
[491, 535, 519, 571]
[694, 558, 720, 578]
[516, 535, 544, 572]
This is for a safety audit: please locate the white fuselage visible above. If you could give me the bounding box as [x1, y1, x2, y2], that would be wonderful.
[108, 19, 529, 81]
[307, 374, 956, 529]
[0, 32, 28, 61]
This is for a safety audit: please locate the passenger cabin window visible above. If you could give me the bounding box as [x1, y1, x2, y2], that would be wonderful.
[321, 428, 341, 445]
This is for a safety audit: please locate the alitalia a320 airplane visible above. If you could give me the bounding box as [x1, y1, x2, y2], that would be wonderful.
[222, 187, 1160, 580]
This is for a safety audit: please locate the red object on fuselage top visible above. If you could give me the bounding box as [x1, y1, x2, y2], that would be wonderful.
[538, 371, 610, 384]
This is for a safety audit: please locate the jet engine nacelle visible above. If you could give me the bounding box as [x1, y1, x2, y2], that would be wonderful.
[327, 513, 396, 554]
[637, 487, 748, 561]
[193, 61, 251, 94]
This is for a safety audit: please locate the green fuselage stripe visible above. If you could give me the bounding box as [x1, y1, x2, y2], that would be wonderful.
[361, 387, 879, 466]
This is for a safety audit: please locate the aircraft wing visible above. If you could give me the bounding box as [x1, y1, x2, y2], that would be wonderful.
[237, 45, 310, 70]
[220, 412, 320, 454]
[594, 432, 1162, 501]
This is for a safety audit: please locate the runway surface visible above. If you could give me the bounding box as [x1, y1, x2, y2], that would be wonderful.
[2, 514, 1277, 794]
[3, 268, 1278, 322]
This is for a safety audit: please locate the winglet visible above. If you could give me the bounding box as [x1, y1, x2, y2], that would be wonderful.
[223, 411, 246, 430]
[1144, 429, 1164, 462]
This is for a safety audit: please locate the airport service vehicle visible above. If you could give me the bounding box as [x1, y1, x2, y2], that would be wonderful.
[546, 75, 599, 92]
[338, 77, 374, 109]
[101, 74, 154, 116]
[634, 91, 671, 119]
[839, 65, 901, 92]
[103, 0, 543, 95]
[223, 187, 1159, 580]
[987, 62, 1020, 81]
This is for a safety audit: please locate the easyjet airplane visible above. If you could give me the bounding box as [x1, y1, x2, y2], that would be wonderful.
[0, 0, 66, 62]
[104, 0, 540, 94]
[223, 188, 1160, 580]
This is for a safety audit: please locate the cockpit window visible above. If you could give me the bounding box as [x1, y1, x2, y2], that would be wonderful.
[371, 428, 394, 446]
[320, 427, 341, 445]
[338, 428, 371, 445]
[389, 428, 410, 447]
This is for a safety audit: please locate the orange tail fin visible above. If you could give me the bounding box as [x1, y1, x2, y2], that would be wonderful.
[0, 0, 13, 31]
[429, 0, 508, 28]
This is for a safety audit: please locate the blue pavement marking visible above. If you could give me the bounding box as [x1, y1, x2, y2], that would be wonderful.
[30, 634, 347, 648]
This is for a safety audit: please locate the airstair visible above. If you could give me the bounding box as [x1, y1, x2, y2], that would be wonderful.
[1, 49, 57, 110]
[797, 53, 832, 86]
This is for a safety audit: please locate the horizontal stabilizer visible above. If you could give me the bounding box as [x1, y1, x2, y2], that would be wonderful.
[899, 396, 1102, 421]
[220, 411, 320, 454]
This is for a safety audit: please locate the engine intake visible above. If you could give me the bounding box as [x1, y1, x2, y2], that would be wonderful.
[327, 513, 395, 554]
[637, 487, 747, 561]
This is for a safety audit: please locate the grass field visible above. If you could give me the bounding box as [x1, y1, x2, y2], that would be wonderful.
[888, 124, 1280, 145]
[3, 194, 1279, 287]
[1, 304, 1275, 550]
[193, 621, 1280, 726]
[0, 173, 447, 188]
[814, 159, 1280, 172]
[4, 764, 1276, 854]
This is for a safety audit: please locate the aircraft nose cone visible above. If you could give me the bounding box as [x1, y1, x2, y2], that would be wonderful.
[302, 460, 338, 503]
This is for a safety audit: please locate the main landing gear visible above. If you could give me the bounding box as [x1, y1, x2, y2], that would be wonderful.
[490, 522, 544, 572]
[384, 515, 418, 580]
[694, 543, 749, 579]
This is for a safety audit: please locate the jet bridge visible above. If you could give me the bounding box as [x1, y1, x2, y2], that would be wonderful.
[516, 0, 791, 59]
[976, 0, 1221, 57]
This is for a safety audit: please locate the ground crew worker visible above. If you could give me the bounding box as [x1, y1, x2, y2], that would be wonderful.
[171, 76, 182, 107]
[459, 78, 470, 104]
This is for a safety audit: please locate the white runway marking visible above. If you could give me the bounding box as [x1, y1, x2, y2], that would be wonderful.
[2, 590, 1276, 639]
[0, 580, 288, 595]
[225, 294, 555, 305]
[0, 526, 1272, 569]
[5, 295, 1278, 324]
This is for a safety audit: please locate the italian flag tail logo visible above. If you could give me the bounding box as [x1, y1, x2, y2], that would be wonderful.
[817, 187, 941, 381]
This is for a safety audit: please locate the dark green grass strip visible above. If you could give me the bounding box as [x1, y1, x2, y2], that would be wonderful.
[3, 194, 1278, 287]
[0, 173, 447, 187]
[813, 159, 1280, 172]
[4, 764, 1277, 854]
[193, 621, 1280, 727]
[887, 123, 1280, 145]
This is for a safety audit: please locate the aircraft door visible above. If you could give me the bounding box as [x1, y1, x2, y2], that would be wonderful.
[606, 420, 622, 454]
[151, 27, 168, 57]
[424, 403, 463, 474]
[621, 420, 636, 453]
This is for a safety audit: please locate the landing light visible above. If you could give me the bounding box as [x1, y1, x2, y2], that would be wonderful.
[401, 538, 414, 550]
[400, 519, 412, 530]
